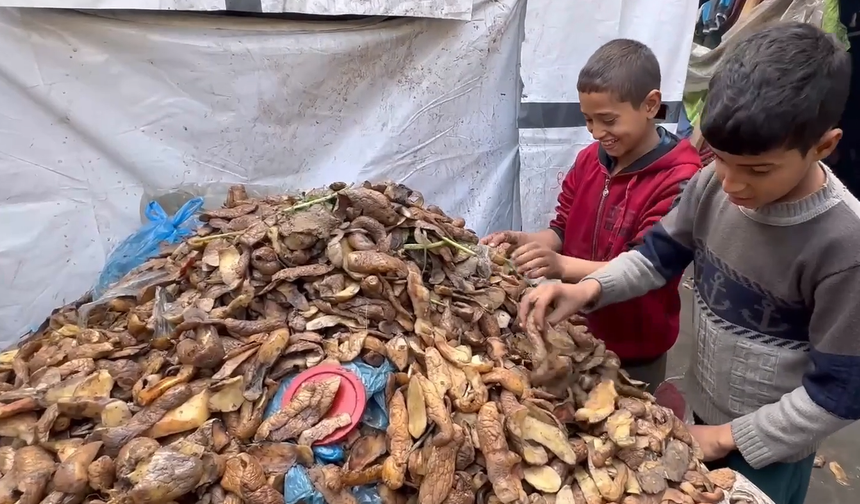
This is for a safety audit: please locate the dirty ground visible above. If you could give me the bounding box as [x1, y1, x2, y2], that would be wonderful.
[672, 273, 858, 503]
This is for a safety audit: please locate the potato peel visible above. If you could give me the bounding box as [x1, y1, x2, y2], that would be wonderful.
[3, 182, 725, 504]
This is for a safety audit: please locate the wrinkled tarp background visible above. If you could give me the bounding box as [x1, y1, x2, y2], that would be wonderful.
[0, 0, 523, 343]
[0, 0, 473, 20]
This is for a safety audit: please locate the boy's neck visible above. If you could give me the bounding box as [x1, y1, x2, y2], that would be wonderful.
[775, 162, 827, 204]
[612, 125, 660, 174]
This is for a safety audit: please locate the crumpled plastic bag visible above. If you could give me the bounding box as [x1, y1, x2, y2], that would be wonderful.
[93, 198, 203, 299]
[284, 467, 382, 504]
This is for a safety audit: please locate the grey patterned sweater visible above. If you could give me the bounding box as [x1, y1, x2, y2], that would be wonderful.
[584, 163, 860, 469]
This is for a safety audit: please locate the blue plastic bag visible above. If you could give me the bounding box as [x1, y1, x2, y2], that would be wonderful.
[285, 466, 324, 504]
[93, 198, 203, 298]
[284, 469, 382, 504]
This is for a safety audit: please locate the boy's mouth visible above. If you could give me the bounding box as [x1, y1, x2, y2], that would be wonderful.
[600, 138, 619, 149]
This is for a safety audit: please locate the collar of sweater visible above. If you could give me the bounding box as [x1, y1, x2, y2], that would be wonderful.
[739, 163, 845, 226]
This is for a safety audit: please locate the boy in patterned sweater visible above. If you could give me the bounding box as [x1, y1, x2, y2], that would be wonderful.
[518, 23, 858, 504]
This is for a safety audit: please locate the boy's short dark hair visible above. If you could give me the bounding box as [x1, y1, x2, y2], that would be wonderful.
[577, 39, 661, 106]
[702, 22, 851, 156]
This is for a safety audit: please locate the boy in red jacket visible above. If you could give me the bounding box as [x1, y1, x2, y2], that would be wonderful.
[483, 39, 700, 391]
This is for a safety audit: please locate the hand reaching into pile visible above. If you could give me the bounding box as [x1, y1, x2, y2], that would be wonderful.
[519, 280, 603, 330]
[510, 242, 564, 280]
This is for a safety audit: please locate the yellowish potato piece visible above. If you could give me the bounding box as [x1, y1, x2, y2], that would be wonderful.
[522, 466, 562, 493]
[145, 390, 210, 438]
[574, 380, 618, 424]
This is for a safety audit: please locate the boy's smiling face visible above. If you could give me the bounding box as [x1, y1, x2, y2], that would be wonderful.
[712, 129, 842, 209]
[580, 90, 661, 161]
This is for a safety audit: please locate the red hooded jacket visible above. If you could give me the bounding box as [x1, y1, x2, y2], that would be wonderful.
[550, 128, 700, 361]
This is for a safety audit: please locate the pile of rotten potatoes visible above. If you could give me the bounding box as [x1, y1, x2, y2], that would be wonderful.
[0, 183, 747, 504]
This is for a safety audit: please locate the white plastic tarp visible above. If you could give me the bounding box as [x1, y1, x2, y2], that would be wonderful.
[518, 0, 700, 232]
[0, 0, 523, 343]
[0, 0, 473, 20]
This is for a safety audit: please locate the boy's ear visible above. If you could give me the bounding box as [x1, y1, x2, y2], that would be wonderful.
[814, 128, 842, 161]
[642, 89, 662, 118]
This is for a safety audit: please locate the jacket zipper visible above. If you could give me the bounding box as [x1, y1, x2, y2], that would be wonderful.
[591, 175, 610, 260]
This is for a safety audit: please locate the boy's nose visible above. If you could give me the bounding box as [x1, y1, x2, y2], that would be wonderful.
[721, 175, 746, 194]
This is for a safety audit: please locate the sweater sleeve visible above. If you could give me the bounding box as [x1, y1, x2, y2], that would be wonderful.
[584, 165, 714, 309]
[731, 266, 860, 468]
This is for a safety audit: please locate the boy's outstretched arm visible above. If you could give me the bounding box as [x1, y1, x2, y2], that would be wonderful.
[731, 267, 860, 469]
[582, 168, 706, 309]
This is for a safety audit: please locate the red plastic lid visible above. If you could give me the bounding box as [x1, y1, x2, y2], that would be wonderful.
[282, 363, 366, 445]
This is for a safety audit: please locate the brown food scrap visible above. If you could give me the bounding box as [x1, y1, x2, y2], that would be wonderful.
[53, 441, 102, 494]
[297, 412, 351, 446]
[814, 454, 826, 468]
[176, 325, 225, 370]
[127, 447, 204, 504]
[255, 375, 341, 441]
[243, 328, 290, 401]
[573, 468, 603, 504]
[228, 454, 286, 504]
[605, 409, 636, 448]
[522, 466, 562, 493]
[348, 432, 389, 472]
[201, 203, 257, 221]
[679, 481, 724, 503]
[100, 383, 194, 454]
[480, 368, 527, 397]
[829, 461, 851, 487]
[245, 443, 314, 476]
[444, 472, 476, 504]
[0, 397, 39, 419]
[574, 380, 618, 424]
[382, 390, 411, 490]
[340, 188, 401, 226]
[520, 416, 578, 465]
[0, 447, 14, 476]
[636, 461, 668, 495]
[418, 424, 463, 504]
[348, 252, 408, 278]
[416, 373, 454, 447]
[662, 439, 692, 483]
[424, 348, 452, 396]
[14, 445, 56, 504]
[385, 337, 410, 371]
[476, 402, 526, 504]
[705, 467, 735, 490]
[308, 465, 357, 504]
[405, 373, 429, 440]
[662, 488, 694, 504]
[336, 464, 383, 488]
[87, 455, 116, 493]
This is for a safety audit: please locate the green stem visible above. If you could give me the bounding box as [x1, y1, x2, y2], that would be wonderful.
[280, 191, 340, 213]
[438, 236, 476, 256]
[402, 241, 446, 251]
[188, 231, 244, 246]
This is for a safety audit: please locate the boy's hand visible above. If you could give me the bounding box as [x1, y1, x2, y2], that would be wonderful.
[480, 230, 527, 253]
[518, 280, 602, 331]
[687, 424, 736, 461]
[511, 242, 562, 279]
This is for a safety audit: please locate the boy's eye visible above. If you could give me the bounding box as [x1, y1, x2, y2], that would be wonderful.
[750, 168, 771, 175]
[603, 118, 616, 125]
